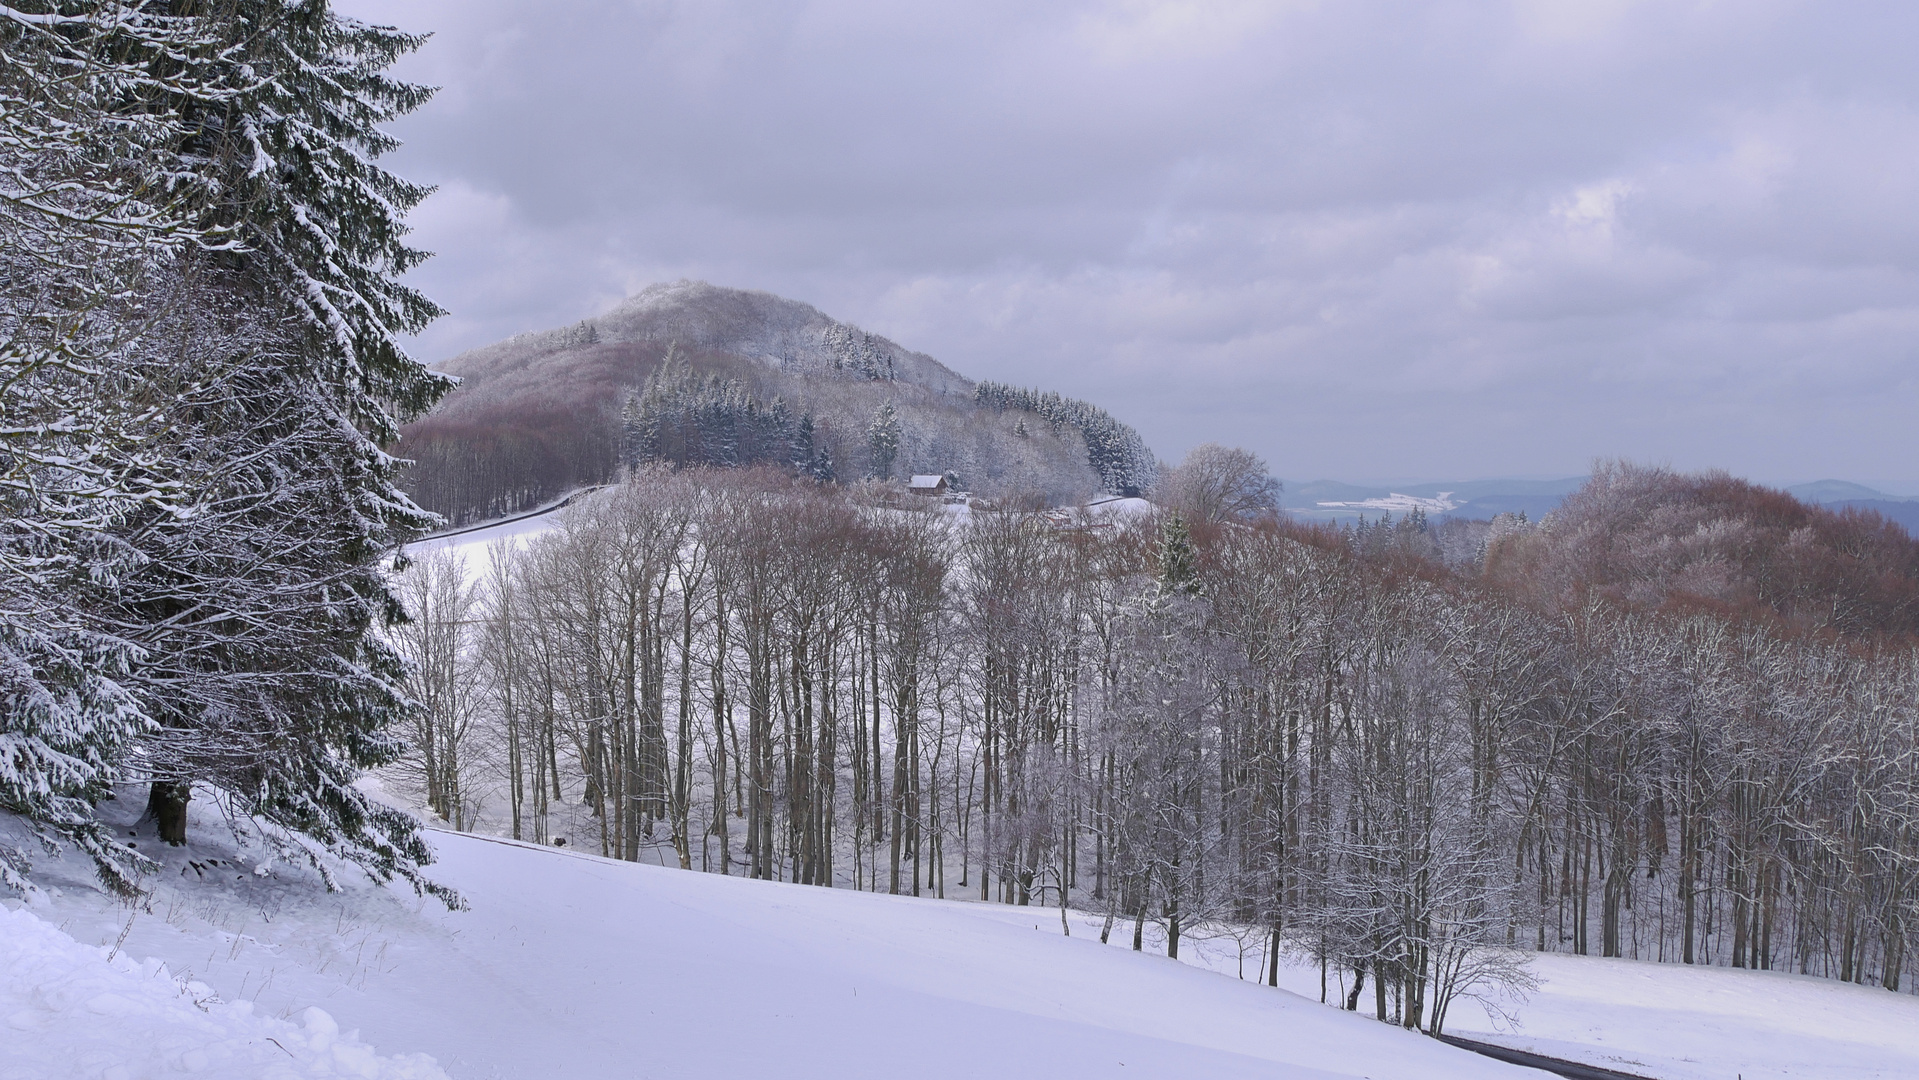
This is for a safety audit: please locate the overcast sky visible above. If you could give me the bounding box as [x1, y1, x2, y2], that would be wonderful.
[335, 0, 1919, 491]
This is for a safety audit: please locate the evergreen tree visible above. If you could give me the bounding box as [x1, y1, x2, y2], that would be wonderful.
[793, 413, 816, 474]
[99, 0, 456, 900]
[620, 389, 646, 467]
[760, 395, 792, 468]
[867, 401, 901, 479]
[0, 2, 222, 894]
[974, 380, 1158, 495]
[1156, 512, 1201, 597]
[704, 379, 742, 468]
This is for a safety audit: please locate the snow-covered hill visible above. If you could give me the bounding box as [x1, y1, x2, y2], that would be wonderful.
[444, 280, 972, 402]
[399, 280, 1149, 526]
[9, 794, 1919, 1079]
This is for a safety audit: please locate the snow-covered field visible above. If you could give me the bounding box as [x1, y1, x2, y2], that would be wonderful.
[7, 794, 1919, 1079]
[1448, 951, 1919, 1080]
[2, 795, 1537, 1080]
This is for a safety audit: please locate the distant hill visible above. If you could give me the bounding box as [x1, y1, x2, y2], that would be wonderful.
[1784, 479, 1919, 533]
[1489, 464, 1919, 638]
[398, 282, 1155, 524]
[1785, 479, 1913, 504]
[1285, 476, 1919, 530]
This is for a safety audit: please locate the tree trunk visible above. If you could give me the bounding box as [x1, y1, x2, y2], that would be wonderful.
[147, 780, 190, 846]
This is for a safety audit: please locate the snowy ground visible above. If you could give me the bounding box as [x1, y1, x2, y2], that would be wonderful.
[5, 794, 1548, 1080]
[305, 500, 1919, 1080]
[0, 903, 448, 1080]
[8, 797, 1919, 1079]
[968, 905, 1919, 1080]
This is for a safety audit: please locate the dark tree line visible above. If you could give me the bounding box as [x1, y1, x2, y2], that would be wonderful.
[402, 406, 619, 527]
[619, 347, 831, 479]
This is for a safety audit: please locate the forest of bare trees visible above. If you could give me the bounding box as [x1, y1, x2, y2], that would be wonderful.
[393, 458, 1919, 1037]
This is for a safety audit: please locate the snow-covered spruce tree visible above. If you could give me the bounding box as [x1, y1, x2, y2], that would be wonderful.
[95, 1, 457, 900]
[0, 2, 227, 893]
[792, 412, 816, 473]
[619, 389, 646, 467]
[1155, 512, 1201, 597]
[866, 401, 900, 480]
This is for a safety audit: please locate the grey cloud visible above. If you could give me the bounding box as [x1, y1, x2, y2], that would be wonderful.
[338, 0, 1919, 491]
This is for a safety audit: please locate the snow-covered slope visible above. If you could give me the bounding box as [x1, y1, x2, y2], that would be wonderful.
[443, 280, 972, 399]
[3, 797, 1542, 1080]
[12, 794, 1919, 1079]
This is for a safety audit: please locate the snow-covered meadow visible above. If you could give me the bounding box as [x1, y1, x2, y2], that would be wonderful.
[7, 791, 1919, 1080]
[994, 907, 1919, 1080]
[5, 793, 1532, 1080]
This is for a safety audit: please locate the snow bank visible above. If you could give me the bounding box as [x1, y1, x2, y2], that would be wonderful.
[0, 904, 448, 1080]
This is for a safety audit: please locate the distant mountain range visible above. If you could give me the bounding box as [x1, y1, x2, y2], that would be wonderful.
[1283, 477, 1919, 530]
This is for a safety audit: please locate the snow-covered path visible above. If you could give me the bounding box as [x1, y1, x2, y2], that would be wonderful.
[405, 506, 564, 562]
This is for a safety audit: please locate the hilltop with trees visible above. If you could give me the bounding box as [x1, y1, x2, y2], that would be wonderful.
[396, 280, 1158, 524]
